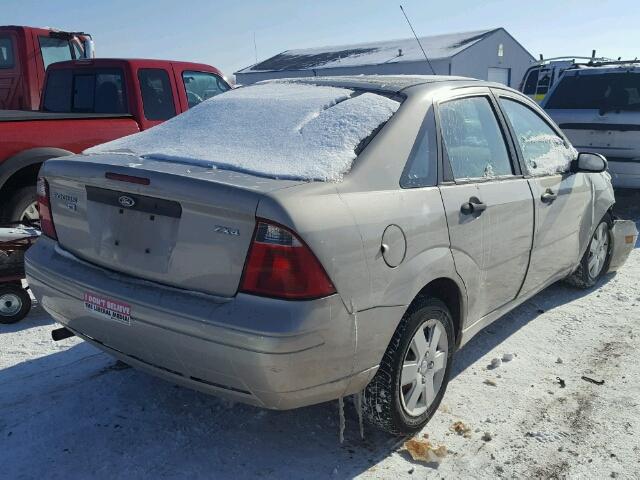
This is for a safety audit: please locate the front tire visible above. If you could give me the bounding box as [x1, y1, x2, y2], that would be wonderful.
[566, 216, 612, 289]
[362, 297, 455, 435]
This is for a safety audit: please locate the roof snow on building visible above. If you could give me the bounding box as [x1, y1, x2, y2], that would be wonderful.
[237, 28, 501, 74]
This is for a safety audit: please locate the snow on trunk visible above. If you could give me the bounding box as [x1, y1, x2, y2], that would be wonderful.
[86, 83, 400, 183]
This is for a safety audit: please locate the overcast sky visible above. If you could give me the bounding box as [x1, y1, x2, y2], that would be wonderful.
[4, 0, 639, 77]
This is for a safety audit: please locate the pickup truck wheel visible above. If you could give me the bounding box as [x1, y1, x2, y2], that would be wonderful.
[566, 216, 612, 289]
[5, 187, 38, 223]
[0, 285, 31, 324]
[362, 297, 454, 435]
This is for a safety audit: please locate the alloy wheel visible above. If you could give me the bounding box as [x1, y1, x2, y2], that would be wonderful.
[400, 318, 449, 417]
[588, 222, 609, 279]
[21, 202, 39, 222]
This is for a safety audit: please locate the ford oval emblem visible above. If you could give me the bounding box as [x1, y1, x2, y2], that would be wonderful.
[118, 195, 136, 208]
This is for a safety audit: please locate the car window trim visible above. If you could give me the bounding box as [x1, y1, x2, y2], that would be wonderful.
[433, 90, 522, 185]
[491, 88, 575, 178]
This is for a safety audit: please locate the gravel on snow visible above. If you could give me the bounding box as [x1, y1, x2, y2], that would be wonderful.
[1, 191, 639, 480]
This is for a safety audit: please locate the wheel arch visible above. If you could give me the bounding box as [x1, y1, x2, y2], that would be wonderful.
[410, 277, 467, 349]
[0, 147, 74, 195]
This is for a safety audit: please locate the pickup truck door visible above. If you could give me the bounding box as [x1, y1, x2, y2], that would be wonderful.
[495, 92, 591, 295]
[437, 90, 534, 322]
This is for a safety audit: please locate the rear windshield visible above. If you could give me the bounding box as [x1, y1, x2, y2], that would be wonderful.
[43, 68, 127, 113]
[87, 82, 401, 182]
[545, 71, 640, 110]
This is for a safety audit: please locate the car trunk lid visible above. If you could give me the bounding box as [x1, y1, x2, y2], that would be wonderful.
[42, 153, 303, 297]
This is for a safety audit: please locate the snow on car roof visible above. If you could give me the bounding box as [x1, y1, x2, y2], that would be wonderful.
[236, 29, 498, 73]
[85, 82, 400, 182]
[272, 75, 476, 93]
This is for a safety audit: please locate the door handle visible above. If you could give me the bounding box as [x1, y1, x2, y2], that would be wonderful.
[460, 197, 487, 215]
[541, 190, 558, 204]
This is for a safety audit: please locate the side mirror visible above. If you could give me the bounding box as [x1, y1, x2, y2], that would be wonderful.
[573, 152, 608, 173]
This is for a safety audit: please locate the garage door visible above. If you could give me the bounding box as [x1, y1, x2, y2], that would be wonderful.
[488, 67, 511, 86]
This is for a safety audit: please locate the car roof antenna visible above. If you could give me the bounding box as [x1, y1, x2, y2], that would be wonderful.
[399, 5, 436, 75]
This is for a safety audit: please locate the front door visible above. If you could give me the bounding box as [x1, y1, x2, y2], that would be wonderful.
[437, 93, 534, 322]
[496, 94, 591, 295]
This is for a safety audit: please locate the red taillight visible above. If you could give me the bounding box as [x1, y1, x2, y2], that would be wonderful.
[37, 177, 57, 240]
[240, 220, 336, 300]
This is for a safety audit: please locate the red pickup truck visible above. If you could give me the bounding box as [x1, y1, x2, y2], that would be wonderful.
[1, 25, 94, 111]
[0, 58, 230, 221]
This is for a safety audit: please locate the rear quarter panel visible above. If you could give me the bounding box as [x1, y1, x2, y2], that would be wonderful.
[260, 87, 465, 353]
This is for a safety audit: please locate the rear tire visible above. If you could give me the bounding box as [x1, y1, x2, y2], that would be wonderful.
[0, 285, 32, 324]
[5, 186, 38, 223]
[362, 297, 455, 435]
[565, 215, 612, 289]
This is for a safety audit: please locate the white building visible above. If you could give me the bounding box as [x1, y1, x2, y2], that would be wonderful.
[235, 28, 534, 88]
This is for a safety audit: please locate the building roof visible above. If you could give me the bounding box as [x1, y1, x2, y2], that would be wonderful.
[237, 28, 501, 74]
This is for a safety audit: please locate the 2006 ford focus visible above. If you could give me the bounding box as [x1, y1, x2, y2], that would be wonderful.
[26, 76, 636, 435]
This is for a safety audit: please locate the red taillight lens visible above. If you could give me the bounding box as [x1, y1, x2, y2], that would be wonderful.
[37, 177, 57, 240]
[240, 220, 336, 300]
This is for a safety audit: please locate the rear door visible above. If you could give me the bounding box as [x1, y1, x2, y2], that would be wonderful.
[496, 91, 590, 294]
[437, 89, 534, 321]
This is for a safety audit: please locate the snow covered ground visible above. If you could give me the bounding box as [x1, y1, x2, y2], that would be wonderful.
[1, 191, 638, 480]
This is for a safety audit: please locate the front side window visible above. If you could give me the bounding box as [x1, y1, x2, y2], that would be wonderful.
[138, 68, 176, 120]
[182, 71, 230, 108]
[439, 96, 513, 180]
[0, 36, 14, 68]
[499, 98, 576, 175]
[39, 37, 74, 70]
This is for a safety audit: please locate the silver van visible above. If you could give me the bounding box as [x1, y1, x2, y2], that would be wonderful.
[543, 62, 640, 188]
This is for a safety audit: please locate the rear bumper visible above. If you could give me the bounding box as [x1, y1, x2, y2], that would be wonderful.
[608, 219, 638, 272]
[25, 237, 378, 409]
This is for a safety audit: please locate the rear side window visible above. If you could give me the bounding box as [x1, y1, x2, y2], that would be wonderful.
[0, 36, 14, 68]
[43, 69, 127, 113]
[535, 69, 553, 95]
[39, 36, 74, 70]
[522, 68, 539, 94]
[138, 68, 176, 120]
[546, 72, 640, 111]
[439, 96, 513, 180]
[182, 71, 230, 108]
[401, 107, 438, 188]
[499, 98, 575, 175]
